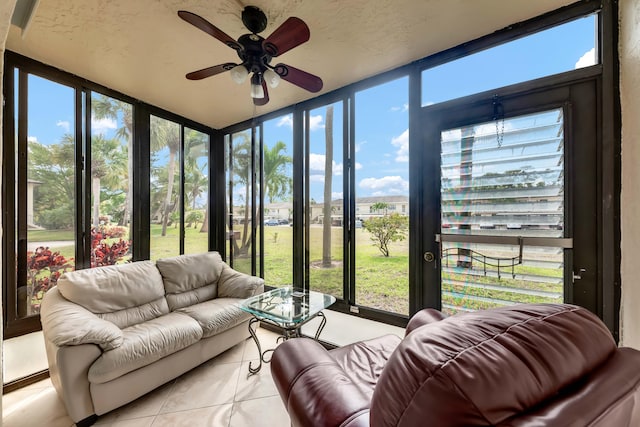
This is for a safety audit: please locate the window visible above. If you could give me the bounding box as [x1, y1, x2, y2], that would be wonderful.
[422, 15, 597, 106]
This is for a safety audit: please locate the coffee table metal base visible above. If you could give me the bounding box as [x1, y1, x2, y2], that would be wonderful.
[247, 311, 327, 375]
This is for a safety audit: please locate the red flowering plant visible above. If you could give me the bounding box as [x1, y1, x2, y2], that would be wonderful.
[26, 247, 73, 315]
[91, 226, 131, 267]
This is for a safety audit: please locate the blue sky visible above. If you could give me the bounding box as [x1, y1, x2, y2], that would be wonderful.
[25, 14, 596, 204]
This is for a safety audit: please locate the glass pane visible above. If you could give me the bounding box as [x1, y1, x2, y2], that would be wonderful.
[184, 128, 209, 254]
[355, 77, 410, 315]
[25, 74, 76, 317]
[90, 93, 132, 267]
[422, 15, 597, 106]
[440, 109, 565, 315]
[150, 116, 181, 260]
[307, 102, 344, 300]
[229, 129, 253, 274]
[262, 115, 294, 287]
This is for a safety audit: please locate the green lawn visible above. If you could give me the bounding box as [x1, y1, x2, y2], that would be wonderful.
[25, 224, 561, 317]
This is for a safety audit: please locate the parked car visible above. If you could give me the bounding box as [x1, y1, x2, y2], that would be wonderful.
[355, 220, 363, 228]
[278, 219, 289, 225]
[264, 219, 279, 226]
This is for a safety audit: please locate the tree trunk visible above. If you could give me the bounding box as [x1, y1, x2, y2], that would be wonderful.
[200, 205, 208, 233]
[322, 106, 334, 267]
[161, 150, 177, 237]
[92, 176, 101, 227]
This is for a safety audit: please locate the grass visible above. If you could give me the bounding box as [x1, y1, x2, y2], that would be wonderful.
[25, 224, 562, 316]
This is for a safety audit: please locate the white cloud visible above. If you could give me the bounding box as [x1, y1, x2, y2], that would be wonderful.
[309, 115, 324, 131]
[92, 117, 117, 134]
[276, 114, 323, 131]
[27, 136, 38, 143]
[355, 141, 366, 153]
[390, 103, 409, 113]
[309, 153, 352, 176]
[391, 129, 409, 162]
[575, 47, 596, 69]
[332, 192, 343, 200]
[310, 175, 326, 183]
[355, 162, 363, 170]
[277, 115, 293, 128]
[56, 120, 71, 132]
[359, 176, 409, 195]
[309, 153, 327, 172]
[422, 101, 435, 107]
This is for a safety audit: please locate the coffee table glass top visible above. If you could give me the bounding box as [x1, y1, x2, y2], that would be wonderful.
[239, 287, 336, 325]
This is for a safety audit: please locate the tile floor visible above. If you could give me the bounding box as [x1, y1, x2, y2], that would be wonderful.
[3, 327, 289, 427]
[3, 312, 404, 427]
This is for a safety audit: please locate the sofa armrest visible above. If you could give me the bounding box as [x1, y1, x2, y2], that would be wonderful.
[405, 308, 447, 336]
[271, 338, 370, 427]
[217, 263, 265, 299]
[41, 287, 123, 351]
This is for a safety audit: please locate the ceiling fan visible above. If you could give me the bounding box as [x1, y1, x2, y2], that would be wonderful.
[178, 6, 323, 106]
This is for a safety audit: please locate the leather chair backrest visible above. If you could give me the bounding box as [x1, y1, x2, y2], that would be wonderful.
[370, 304, 618, 427]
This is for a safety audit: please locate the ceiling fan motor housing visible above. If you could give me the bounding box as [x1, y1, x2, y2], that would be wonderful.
[237, 33, 272, 74]
[242, 6, 268, 34]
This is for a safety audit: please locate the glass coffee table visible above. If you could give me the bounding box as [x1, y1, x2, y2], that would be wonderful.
[239, 286, 336, 375]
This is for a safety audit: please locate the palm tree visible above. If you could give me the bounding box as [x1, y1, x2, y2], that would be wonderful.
[263, 141, 292, 203]
[89, 134, 127, 227]
[184, 129, 210, 233]
[91, 95, 132, 227]
[150, 116, 181, 237]
[323, 106, 334, 267]
[230, 132, 252, 255]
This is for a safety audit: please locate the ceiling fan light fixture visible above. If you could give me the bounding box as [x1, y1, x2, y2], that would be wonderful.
[250, 73, 265, 99]
[264, 68, 281, 88]
[230, 65, 249, 84]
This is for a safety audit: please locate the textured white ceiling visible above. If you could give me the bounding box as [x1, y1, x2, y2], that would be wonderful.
[6, 0, 574, 129]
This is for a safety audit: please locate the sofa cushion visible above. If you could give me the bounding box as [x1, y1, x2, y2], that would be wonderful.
[156, 252, 224, 310]
[87, 312, 203, 384]
[57, 261, 166, 314]
[177, 298, 251, 338]
[97, 297, 170, 329]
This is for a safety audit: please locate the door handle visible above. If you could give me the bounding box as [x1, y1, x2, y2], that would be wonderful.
[423, 251, 435, 263]
[573, 268, 586, 282]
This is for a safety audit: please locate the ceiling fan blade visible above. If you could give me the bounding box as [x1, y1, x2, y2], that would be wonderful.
[186, 63, 236, 80]
[254, 81, 269, 106]
[263, 17, 310, 57]
[273, 63, 323, 93]
[178, 10, 241, 51]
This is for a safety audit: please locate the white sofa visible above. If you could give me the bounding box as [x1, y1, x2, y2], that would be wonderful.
[40, 251, 264, 427]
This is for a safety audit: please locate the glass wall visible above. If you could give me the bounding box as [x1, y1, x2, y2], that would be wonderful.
[307, 102, 345, 300]
[184, 127, 210, 254]
[227, 129, 255, 274]
[90, 93, 133, 266]
[23, 74, 76, 317]
[354, 77, 410, 315]
[262, 115, 294, 287]
[150, 115, 181, 259]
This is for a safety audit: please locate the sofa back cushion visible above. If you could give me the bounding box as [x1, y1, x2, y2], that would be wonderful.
[156, 251, 224, 311]
[370, 304, 617, 427]
[57, 261, 169, 329]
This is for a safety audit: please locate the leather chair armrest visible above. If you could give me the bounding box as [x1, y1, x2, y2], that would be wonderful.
[217, 263, 265, 298]
[271, 338, 370, 427]
[405, 308, 448, 336]
[41, 287, 123, 351]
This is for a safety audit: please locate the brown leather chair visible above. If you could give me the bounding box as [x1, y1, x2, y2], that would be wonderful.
[271, 304, 640, 426]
